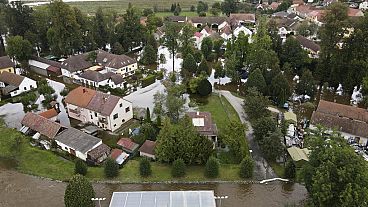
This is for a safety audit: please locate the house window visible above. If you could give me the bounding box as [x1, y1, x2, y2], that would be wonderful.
[24, 87, 27, 90]
[90, 115, 93, 119]
[113, 124, 116, 127]
[122, 119, 125, 123]
[125, 107, 130, 113]
[113, 113, 118, 120]
[8, 69, 11, 72]
[119, 103, 122, 108]
[30, 85, 33, 89]
[95, 112, 97, 117]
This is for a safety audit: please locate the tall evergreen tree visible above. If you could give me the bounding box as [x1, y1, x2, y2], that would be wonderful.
[64, 175, 95, 207]
[246, 69, 267, 95]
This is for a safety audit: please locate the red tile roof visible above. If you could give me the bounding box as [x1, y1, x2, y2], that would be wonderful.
[110, 148, 123, 160]
[65, 86, 96, 108]
[117, 138, 139, 152]
[186, 112, 218, 136]
[21, 112, 64, 139]
[139, 140, 156, 155]
[39, 108, 58, 119]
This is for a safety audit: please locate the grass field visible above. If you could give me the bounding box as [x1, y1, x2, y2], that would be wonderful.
[63, 0, 221, 14]
[197, 94, 241, 132]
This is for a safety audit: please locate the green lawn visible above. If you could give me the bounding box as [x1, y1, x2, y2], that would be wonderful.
[64, 0, 221, 14]
[197, 94, 241, 132]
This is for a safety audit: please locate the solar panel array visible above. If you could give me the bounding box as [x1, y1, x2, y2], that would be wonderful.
[109, 191, 216, 207]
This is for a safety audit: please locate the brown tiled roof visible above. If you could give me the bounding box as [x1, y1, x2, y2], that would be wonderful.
[295, 35, 321, 53]
[0, 56, 14, 69]
[229, 13, 256, 23]
[311, 100, 368, 137]
[110, 148, 123, 160]
[88, 143, 111, 160]
[61, 53, 92, 72]
[0, 71, 25, 87]
[139, 140, 156, 155]
[31, 56, 61, 68]
[190, 16, 227, 25]
[65, 86, 96, 108]
[117, 138, 139, 152]
[96, 50, 136, 69]
[21, 112, 64, 139]
[79, 70, 112, 82]
[270, 2, 280, 10]
[347, 8, 364, 17]
[167, 16, 187, 22]
[86, 91, 120, 116]
[221, 25, 232, 35]
[187, 112, 218, 136]
[110, 74, 125, 85]
[39, 108, 58, 119]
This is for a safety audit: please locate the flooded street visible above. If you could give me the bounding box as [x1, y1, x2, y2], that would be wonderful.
[0, 167, 307, 207]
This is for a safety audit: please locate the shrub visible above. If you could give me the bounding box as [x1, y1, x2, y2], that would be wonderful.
[74, 159, 88, 176]
[139, 158, 152, 177]
[141, 74, 156, 87]
[60, 88, 69, 96]
[198, 79, 212, 96]
[104, 158, 119, 178]
[205, 157, 219, 178]
[285, 160, 296, 179]
[239, 156, 254, 179]
[64, 175, 95, 207]
[38, 84, 55, 95]
[171, 159, 186, 178]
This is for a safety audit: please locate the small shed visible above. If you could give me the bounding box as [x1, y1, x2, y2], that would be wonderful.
[111, 148, 130, 165]
[117, 138, 139, 153]
[287, 146, 311, 167]
[139, 140, 156, 160]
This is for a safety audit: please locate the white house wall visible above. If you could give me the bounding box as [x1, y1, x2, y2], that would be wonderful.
[107, 99, 133, 131]
[10, 78, 37, 97]
[66, 103, 89, 122]
[113, 63, 137, 77]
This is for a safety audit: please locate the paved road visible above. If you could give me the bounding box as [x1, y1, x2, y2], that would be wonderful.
[217, 90, 276, 180]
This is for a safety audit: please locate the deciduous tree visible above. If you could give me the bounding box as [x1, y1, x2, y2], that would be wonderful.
[246, 69, 267, 95]
[64, 175, 95, 207]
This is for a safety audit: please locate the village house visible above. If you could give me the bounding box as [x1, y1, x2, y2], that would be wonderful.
[229, 13, 256, 26]
[110, 148, 130, 165]
[360, 1, 368, 10]
[117, 138, 139, 154]
[65, 86, 133, 131]
[39, 108, 59, 122]
[28, 56, 62, 77]
[294, 35, 321, 58]
[187, 112, 218, 148]
[311, 100, 368, 146]
[61, 50, 137, 79]
[189, 16, 228, 30]
[139, 140, 156, 160]
[78, 70, 113, 87]
[166, 16, 187, 23]
[0, 71, 37, 97]
[0, 56, 15, 74]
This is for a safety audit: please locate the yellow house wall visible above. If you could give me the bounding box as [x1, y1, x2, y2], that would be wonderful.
[0, 67, 15, 74]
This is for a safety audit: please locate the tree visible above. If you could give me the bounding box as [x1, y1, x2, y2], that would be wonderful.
[285, 160, 296, 179]
[197, 58, 210, 75]
[280, 37, 309, 74]
[47, 0, 82, 56]
[275, 0, 292, 12]
[93, 7, 108, 49]
[116, 3, 144, 52]
[221, 120, 249, 164]
[74, 159, 87, 176]
[302, 131, 368, 206]
[173, 4, 181, 16]
[164, 23, 181, 72]
[171, 158, 186, 177]
[247, 69, 267, 95]
[31, 7, 51, 54]
[211, 2, 221, 16]
[240, 156, 254, 178]
[201, 37, 213, 61]
[197, 79, 212, 96]
[190, 5, 196, 12]
[224, 54, 239, 82]
[261, 129, 284, 161]
[221, 0, 237, 16]
[297, 21, 317, 37]
[0, 0, 8, 56]
[170, 3, 176, 12]
[142, 44, 157, 65]
[243, 87, 271, 121]
[205, 157, 219, 178]
[270, 72, 291, 105]
[64, 175, 95, 207]
[253, 116, 277, 143]
[104, 158, 119, 178]
[112, 42, 124, 55]
[296, 69, 316, 98]
[139, 158, 152, 177]
[146, 14, 163, 34]
[6, 35, 32, 66]
[145, 107, 151, 123]
[214, 61, 225, 82]
[143, 8, 153, 17]
[155, 117, 213, 164]
[4, 1, 33, 37]
[182, 53, 197, 74]
[213, 39, 224, 60]
[197, 1, 208, 14]
[179, 24, 195, 58]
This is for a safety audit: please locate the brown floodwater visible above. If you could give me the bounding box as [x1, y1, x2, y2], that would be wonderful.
[0, 158, 308, 207]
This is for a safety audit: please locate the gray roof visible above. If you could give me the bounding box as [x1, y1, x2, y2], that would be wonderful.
[109, 191, 216, 207]
[55, 128, 101, 154]
[79, 70, 114, 82]
[86, 91, 120, 116]
[0, 56, 14, 69]
[109, 74, 125, 85]
[31, 56, 62, 68]
[0, 71, 25, 87]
